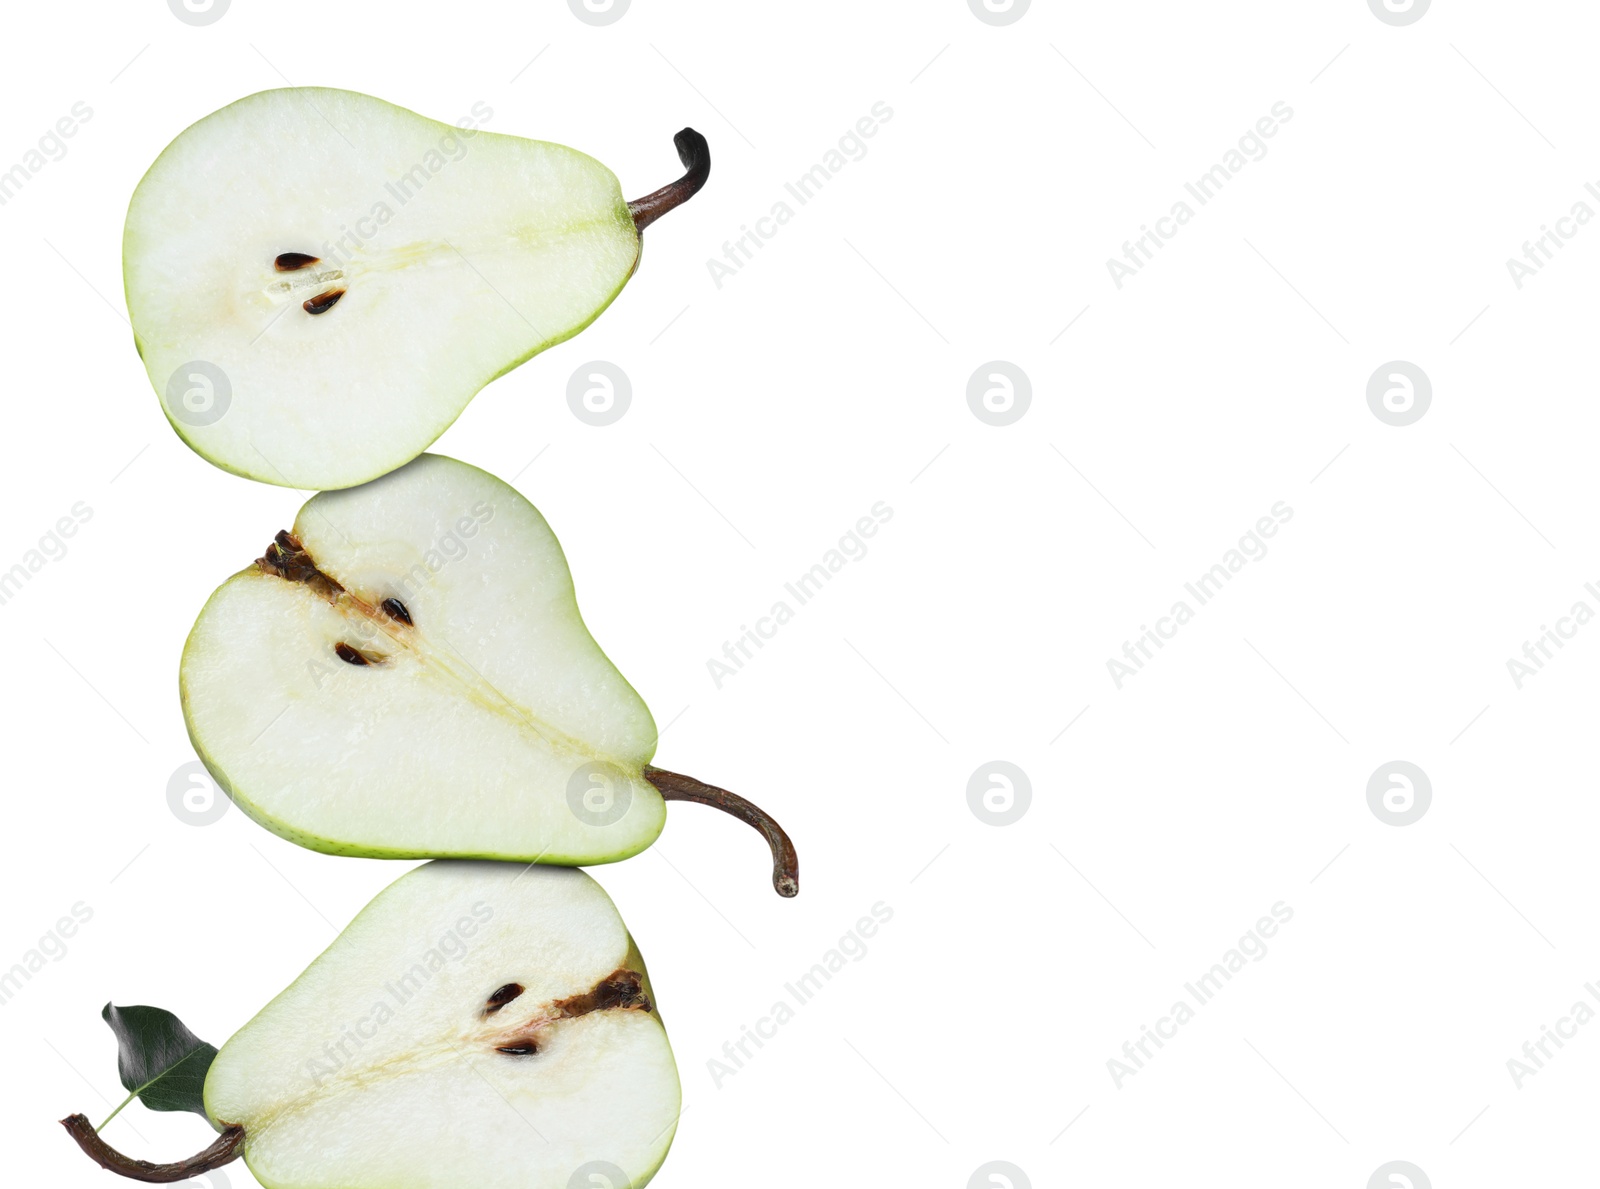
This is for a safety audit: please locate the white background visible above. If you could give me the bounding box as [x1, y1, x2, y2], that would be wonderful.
[2, 0, 1596, 1186]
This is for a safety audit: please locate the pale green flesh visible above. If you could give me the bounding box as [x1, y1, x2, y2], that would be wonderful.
[205, 861, 680, 1189]
[124, 87, 641, 490]
[180, 455, 664, 863]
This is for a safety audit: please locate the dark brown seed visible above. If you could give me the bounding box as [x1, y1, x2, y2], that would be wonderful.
[485, 983, 525, 1014]
[381, 597, 413, 626]
[274, 252, 321, 272]
[334, 642, 369, 666]
[496, 1043, 538, 1056]
[303, 288, 346, 315]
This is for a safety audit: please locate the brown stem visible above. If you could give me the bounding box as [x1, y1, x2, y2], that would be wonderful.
[627, 129, 710, 234]
[60, 1114, 244, 1183]
[644, 766, 798, 897]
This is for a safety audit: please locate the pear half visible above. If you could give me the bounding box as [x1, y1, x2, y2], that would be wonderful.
[125, 87, 708, 489]
[181, 454, 798, 894]
[63, 861, 682, 1189]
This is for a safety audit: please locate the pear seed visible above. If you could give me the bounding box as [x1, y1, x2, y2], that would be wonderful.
[485, 983, 524, 1014]
[303, 288, 345, 315]
[382, 597, 413, 625]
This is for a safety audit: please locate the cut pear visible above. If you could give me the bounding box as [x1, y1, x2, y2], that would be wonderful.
[181, 454, 798, 894]
[63, 861, 682, 1189]
[124, 88, 709, 489]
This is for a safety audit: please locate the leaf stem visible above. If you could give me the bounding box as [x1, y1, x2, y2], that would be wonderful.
[644, 766, 799, 897]
[98, 1091, 137, 1132]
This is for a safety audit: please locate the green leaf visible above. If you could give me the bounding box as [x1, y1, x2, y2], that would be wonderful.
[101, 1003, 218, 1120]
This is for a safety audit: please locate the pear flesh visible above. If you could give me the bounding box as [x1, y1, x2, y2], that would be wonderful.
[124, 87, 696, 489]
[181, 454, 667, 865]
[206, 862, 680, 1189]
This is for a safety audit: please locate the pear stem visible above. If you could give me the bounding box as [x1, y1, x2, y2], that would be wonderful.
[627, 129, 710, 234]
[644, 766, 798, 897]
[60, 1114, 244, 1183]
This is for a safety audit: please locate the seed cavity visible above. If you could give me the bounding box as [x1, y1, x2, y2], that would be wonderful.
[487, 970, 648, 1059]
[274, 252, 321, 272]
[381, 597, 413, 626]
[303, 288, 346, 315]
[335, 642, 372, 666]
[551, 969, 652, 1018]
[257, 530, 346, 603]
[485, 983, 525, 1015]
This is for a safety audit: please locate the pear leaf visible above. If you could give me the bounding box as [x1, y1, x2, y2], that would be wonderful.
[101, 1002, 218, 1119]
